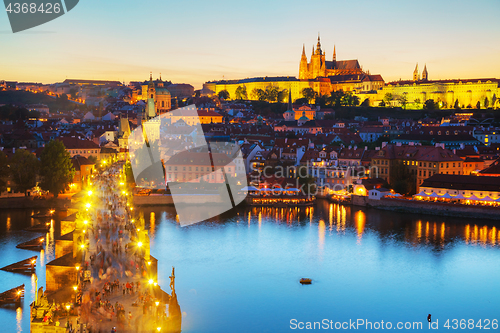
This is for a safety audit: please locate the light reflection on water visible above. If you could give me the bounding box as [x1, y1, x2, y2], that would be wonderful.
[0, 209, 57, 333]
[144, 201, 500, 333]
[0, 202, 500, 332]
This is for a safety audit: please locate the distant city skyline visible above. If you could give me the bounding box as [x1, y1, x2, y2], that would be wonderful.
[1, 0, 499, 89]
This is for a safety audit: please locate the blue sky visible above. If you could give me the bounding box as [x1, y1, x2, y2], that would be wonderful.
[1, 0, 499, 88]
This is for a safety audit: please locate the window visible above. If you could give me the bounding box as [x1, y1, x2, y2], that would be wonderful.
[168, 166, 171, 171]
[453, 163, 455, 168]
[162, 101, 165, 107]
[189, 167, 192, 171]
[440, 163, 443, 168]
[424, 171, 426, 177]
[150, 94, 153, 98]
[196, 167, 198, 171]
[446, 163, 449, 168]
[183, 167, 186, 171]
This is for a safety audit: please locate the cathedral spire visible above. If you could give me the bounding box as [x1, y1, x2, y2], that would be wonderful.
[316, 33, 322, 55]
[413, 63, 420, 81]
[302, 44, 306, 57]
[149, 72, 153, 82]
[422, 64, 428, 81]
[333, 45, 336, 61]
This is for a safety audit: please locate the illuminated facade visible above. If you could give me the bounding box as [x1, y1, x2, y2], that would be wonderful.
[140, 73, 171, 113]
[358, 66, 500, 108]
[203, 36, 383, 102]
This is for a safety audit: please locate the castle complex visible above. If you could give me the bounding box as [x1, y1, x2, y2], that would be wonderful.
[203, 35, 384, 103]
[203, 35, 500, 109]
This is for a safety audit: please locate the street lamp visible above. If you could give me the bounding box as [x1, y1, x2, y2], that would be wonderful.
[65, 304, 71, 327]
[87, 190, 92, 196]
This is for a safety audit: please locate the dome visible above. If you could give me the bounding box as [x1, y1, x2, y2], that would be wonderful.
[299, 115, 309, 121]
[257, 115, 263, 120]
[156, 87, 170, 95]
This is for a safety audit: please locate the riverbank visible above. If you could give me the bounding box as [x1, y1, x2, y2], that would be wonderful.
[0, 197, 70, 210]
[351, 195, 500, 221]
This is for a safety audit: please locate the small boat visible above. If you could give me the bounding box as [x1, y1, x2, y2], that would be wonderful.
[300, 278, 312, 285]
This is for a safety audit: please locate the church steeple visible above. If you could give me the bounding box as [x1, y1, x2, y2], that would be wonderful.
[422, 64, 428, 81]
[301, 44, 306, 58]
[333, 45, 336, 61]
[315, 33, 322, 55]
[413, 63, 420, 81]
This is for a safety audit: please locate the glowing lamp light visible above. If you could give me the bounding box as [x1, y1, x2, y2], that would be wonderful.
[148, 279, 154, 285]
[80, 244, 85, 249]
[39, 238, 44, 243]
[49, 209, 55, 214]
[65, 304, 70, 311]
[131, 219, 135, 223]
[87, 190, 93, 196]
[83, 220, 88, 225]
[120, 182, 124, 186]
[31, 259, 36, 264]
[155, 301, 159, 306]
[76, 266, 80, 271]
[73, 286, 77, 291]
[157, 327, 162, 332]
[147, 261, 151, 266]
[85, 203, 91, 209]
[17, 290, 21, 295]
[137, 241, 143, 247]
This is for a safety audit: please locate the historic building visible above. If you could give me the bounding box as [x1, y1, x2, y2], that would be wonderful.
[140, 73, 171, 113]
[357, 65, 500, 108]
[299, 36, 364, 80]
[203, 36, 384, 102]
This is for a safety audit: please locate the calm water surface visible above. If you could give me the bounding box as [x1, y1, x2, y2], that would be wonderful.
[0, 201, 499, 332]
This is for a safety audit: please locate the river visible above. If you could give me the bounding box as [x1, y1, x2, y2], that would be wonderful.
[0, 200, 499, 332]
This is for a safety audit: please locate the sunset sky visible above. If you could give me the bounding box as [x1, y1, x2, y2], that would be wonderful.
[1, 0, 499, 89]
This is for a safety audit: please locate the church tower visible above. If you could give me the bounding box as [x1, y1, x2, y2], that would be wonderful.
[299, 44, 309, 80]
[422, 64, 428, 81]
[413, 63, 420, 81]
[333, 45, 336, 62]
[310, 34, 326, 78]
[142, 73, 160, 143]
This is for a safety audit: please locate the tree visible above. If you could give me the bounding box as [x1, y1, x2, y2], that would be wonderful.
[218, 90, 230, 100]
[492, 94, 497, 109]
[340, 92, 360, 106]
[383, 93, 393, 107]
[454, 99, 460, 109]
[0, 151, 9, 194]
[476, 101, 481, 109]
[10, 149, 39, 196]
[252, 88, 266, 101]
[40, 140, 75, 197]
[414, 98, 421, 108]
[398, 94, 409, 109]
[264, 85, 279, 103]
[277, 89, 288, 103]
[301, 87, 317, 104]
[235, 86, 247, 100]
[327, 90, 345, 107]
[484, 97, 489, 108]
[423, 99, 437, 110]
